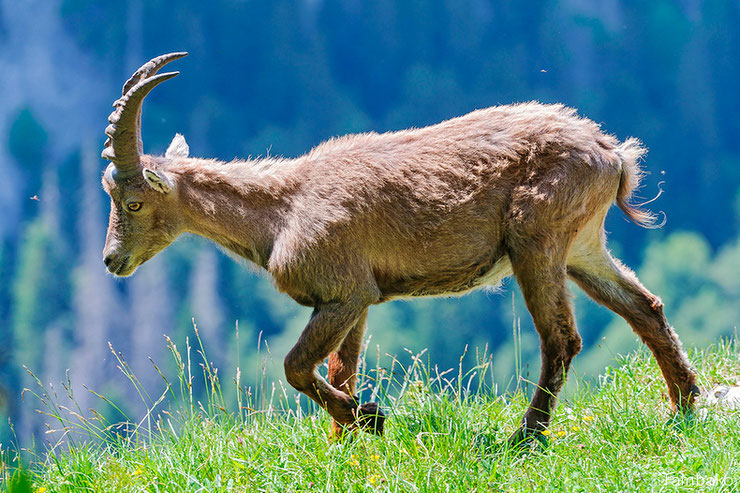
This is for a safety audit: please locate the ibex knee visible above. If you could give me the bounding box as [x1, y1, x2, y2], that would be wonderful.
[568, 332, 583, 357]
[647, 295, 665, 314]
[284, 352, 312, 391]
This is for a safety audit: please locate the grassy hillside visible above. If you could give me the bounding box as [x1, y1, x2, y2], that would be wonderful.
[2, 335, 739, 492]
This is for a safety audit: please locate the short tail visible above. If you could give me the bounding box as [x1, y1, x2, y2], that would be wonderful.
[616, 138, 663, 228]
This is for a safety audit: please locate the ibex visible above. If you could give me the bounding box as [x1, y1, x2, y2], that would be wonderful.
[101, 52, 698, 444]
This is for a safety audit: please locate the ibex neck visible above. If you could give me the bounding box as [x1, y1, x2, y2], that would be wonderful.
[172, 156, 298, 269]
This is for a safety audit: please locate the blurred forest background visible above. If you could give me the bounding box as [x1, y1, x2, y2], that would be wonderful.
[0, 0, 738, 448]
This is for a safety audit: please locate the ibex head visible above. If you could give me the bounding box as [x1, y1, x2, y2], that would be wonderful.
[101, 52, 189, 276]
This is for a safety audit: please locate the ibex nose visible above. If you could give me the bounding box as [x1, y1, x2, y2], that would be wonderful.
[104, 254, 114, 267]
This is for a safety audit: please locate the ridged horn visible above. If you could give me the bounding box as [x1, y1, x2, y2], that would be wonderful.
[102, 52, 188, 178]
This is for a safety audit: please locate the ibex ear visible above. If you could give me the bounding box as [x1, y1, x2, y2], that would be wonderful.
[165, 133, 190, 159]
[143, 168, 174, 194]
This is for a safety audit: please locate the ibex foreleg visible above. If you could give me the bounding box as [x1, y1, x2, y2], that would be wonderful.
[284, 301, 384, 434]
[327, 309, 368, 437]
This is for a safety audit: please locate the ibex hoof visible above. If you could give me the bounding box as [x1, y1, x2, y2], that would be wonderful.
[676, 384, 702, 414]
[689, 384, 701, 398]
[356, 402, 385, 435]
[507, 426, 549, 450]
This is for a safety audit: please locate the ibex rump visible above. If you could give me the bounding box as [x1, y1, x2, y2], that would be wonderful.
[101, 53, 698, 443]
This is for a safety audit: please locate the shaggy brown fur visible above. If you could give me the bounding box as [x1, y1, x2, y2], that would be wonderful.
[101, 54, 698, 443]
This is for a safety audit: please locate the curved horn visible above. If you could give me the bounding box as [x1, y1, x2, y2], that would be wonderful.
[102, 52, 188, 178]
[121, 52, 188, 97]
[121, 52, 188, 154]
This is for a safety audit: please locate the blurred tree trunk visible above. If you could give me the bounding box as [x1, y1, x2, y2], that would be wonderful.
[10, 155, 72, 444]
[125, 0, 143, 74]
[71, 142, 121, 417]
[189, 248, 226, 368]
[129, 256, 173, 401]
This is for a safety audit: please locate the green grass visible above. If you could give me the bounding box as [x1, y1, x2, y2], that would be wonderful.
[3, 333, 740, 492]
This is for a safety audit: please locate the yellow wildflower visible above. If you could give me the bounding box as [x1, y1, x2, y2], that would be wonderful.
[583, 415, 595, 422]
[556, 430, 566, 438]
[371, 454, 381, 461]
[541, 429, 551, 436]
[369, 475, 379, 485]
[132, 467, 144, 477]
[572, 426, 581, 432]
[35, 488, 47, 493]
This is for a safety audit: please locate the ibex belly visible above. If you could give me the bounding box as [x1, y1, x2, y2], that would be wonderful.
[376, 255, 513, 302]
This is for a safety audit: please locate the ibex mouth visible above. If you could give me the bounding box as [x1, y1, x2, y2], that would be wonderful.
[107, 251, 157, 277]
[107, 256, 134, 277]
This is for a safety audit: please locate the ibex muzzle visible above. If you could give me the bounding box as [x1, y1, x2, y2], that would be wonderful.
[101, 53, 699, 444]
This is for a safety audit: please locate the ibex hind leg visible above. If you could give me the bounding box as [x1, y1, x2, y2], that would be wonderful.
[507, 247, 582, 446]
[567, 249, 699, 411]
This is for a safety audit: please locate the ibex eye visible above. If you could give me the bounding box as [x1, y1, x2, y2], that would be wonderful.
[127, 202, 142, 212]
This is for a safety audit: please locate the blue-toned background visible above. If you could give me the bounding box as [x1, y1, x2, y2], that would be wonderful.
[0, 0, 738, 446]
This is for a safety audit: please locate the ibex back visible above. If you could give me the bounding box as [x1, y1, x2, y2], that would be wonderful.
[101, 53, 699, 444]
